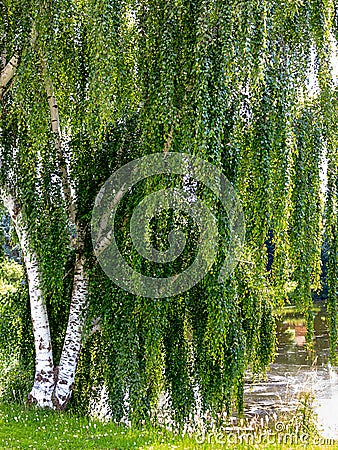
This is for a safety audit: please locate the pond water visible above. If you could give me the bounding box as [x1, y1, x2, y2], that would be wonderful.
[244, 302, 338, 439]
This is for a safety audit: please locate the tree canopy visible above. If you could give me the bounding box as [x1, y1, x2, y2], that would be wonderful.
[0, 0, 338, 424]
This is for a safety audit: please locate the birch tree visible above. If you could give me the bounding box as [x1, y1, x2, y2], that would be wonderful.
[0, 0, 338, 423]
[0, 0, 131, 409]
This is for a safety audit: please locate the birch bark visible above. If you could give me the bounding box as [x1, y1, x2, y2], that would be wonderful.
[52, 253, 88, 409]
[1, 191, 55, 407]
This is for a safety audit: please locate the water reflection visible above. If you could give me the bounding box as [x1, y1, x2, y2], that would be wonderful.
[244, 303, 338, 439]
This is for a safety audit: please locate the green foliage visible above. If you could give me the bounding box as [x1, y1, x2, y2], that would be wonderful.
[0, 260, 34, 403]
[0, 259, 23, 294]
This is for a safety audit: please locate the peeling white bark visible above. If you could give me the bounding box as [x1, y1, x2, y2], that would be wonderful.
[53, 253, 88, 410]
[1, 190, 55, 407]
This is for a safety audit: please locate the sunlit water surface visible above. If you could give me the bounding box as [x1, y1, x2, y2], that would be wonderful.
[244, 304, 338, 439]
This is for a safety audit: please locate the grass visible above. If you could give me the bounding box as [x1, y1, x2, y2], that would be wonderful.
[1, 403, 338, 449]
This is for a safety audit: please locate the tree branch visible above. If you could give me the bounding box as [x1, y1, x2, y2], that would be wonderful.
[0, 0, 8, 70]
[0, 53, 19, 98]
[31, 21, 76, 225]
[41, 58, 77, 224]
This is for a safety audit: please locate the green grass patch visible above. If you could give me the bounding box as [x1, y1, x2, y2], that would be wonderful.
[0, 403, 337, 449]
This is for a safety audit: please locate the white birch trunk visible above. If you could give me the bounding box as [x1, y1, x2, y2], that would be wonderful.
[52, 253, 88, 410]
[1, 191, 55, 407]
[38, 50, 90, 410]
